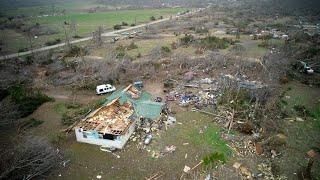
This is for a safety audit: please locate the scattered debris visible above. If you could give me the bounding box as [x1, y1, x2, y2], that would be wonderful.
[271, 149, 277, 158]
[146, 171, 164, 180]
[233, 162, 241, 169]
[255, 143, 264, 155]
[307, 149, 318, 158]
[183, 165, 191, 173]
[205, 173, 211, 180]
[166, 116, 176, 125]
[61, 159, 70, 167]
[296, 117, 304, 122]
[184, 71, 196, 82]
[144, 134, 153, 145]
[164, 145, 176, 153]
[239, 165, 252, 179]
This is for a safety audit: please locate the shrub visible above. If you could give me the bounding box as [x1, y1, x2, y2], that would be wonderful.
[72, 35, 82, 39]
[65, 45, 87, 57]
[45, 38, 61, 46]
[161, 46, 171, 54]
[171, 42, 177, 49]
[150, 16, 156, 21]
[130, 23, 135, 27]
[127, 42, 138, 50]
[195, 27, 209, 34]
[198, 36, 231, 49]
[18, 47, 29, 53]
[18, 118, 44, 132]
[305, 47, 320, 58]
[8, 85, 53, 118]
[293, 105, 312, 117]
[121, 22, 128, 26]
[179, 34, 194, 46]
[115, 45, 126, 58]
[203, 152, 227, 168]
[113, 24, 122, 30]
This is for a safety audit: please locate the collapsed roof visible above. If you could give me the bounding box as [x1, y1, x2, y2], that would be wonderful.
[76, 84, 164, 135]
[76, 98, 135, 135]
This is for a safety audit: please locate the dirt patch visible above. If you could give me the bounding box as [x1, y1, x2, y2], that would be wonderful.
[144, 80, 165, 99]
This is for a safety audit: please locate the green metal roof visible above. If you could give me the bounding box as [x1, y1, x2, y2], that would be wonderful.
[105, 88, 164, 120]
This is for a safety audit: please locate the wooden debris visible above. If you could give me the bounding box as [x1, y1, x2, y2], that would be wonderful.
[190, 161, 203, 171]
[239, 165, 252, 179]
[307, 149, 317, 158]
[183, 165, 191, 173]
[233, 162, 241, 169]
[146, 171, 164, 180]
[255, 142, 263, 155]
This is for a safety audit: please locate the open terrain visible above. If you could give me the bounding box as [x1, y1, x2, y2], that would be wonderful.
[0, 0, 319, 179]
[0, 0, 186, 54]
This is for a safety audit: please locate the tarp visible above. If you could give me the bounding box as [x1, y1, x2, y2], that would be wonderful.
[105, 88, 164, 120]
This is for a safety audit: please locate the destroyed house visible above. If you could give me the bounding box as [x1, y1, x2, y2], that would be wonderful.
[75, 84, 164, 149]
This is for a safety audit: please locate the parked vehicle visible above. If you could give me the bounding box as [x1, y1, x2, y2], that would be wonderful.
[96, 84, 116, 95]
[296, 61, 314, 74]
[133, 81, 143, 89]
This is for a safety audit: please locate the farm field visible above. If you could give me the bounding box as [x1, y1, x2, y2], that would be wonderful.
[0, 6, 186, 54]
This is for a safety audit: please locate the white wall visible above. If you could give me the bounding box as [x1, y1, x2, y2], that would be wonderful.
[75, 121, 136, 149]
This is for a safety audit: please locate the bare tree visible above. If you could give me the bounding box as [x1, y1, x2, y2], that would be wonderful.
[93, 26, 103, 46]
[62, 22, 71, 50]
[0, 137, 61, 180]
[25, 28, 36, 55]
[70, 20, 78, 38]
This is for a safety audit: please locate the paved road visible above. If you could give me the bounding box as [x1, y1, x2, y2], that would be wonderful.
[0, 10, 201, 60]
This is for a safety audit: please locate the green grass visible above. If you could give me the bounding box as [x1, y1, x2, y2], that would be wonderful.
[8, 85, 53, 118]
[0, 29, 29, 53]
[2, 1, 106, 16]
[33, 8, 185, 34]
[276, 81, 320, 178]
[125, 37, 177, 58]
[238, 35, 268, 58]
[2, 7, 186, 53]
[187, 124, 231, 154]
[54, 98, 105, 125]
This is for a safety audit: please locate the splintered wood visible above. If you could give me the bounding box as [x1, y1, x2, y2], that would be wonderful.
[76, 84, 143, 135]
[77, 99, 134, 135]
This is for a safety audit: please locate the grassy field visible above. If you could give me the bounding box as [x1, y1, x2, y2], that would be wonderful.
[278, 81, 320, 179]
[1, 6, 186, 54]
[1, 0, 106, 16]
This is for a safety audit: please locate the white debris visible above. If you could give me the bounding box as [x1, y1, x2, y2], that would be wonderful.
[183, 165, 191, 173]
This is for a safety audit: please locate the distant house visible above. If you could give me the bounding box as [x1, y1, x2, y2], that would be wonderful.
[75, 84, 164, 149]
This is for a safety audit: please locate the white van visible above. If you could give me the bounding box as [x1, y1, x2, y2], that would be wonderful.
[96, 84, 116, 95]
